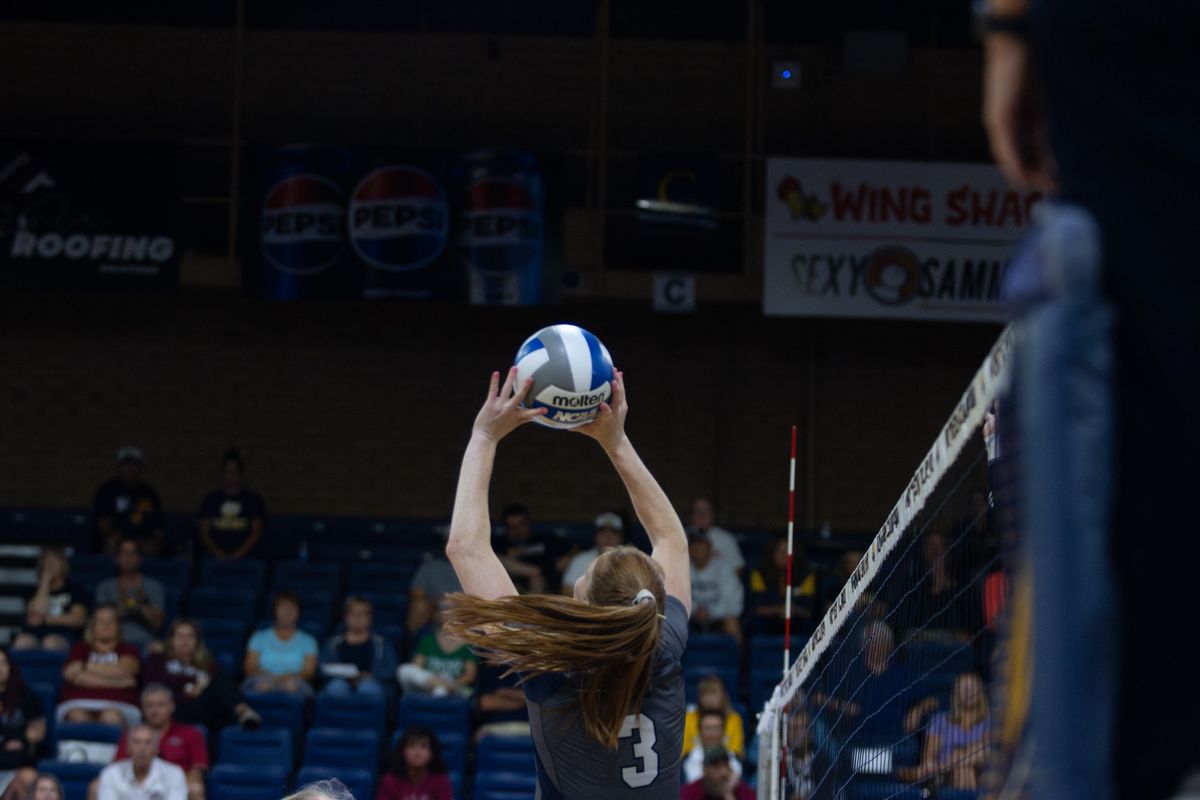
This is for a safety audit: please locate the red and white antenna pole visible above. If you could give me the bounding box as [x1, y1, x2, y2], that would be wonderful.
[784, 424, 797, 677]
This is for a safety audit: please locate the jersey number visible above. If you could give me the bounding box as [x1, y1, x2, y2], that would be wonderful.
[618, 714, 659, 788]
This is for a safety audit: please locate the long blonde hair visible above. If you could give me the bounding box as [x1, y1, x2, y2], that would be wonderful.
[442, 546, 665, 749]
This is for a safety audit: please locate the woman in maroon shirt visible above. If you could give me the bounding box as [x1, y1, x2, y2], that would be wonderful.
[141, 619, 260, 732]
[375, 727, 453, 800]
[57, 605, 140, 726]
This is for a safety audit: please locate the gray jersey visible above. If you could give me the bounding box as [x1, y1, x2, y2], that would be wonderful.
[522, 596, 689, 800]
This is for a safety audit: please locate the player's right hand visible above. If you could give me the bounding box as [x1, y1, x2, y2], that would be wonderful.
[472, 367, 546, 443]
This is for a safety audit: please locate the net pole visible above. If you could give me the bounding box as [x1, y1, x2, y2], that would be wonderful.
[784, 424, 797, 675]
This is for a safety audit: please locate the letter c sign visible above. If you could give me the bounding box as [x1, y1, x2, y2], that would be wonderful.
[653, 272, 695, 313]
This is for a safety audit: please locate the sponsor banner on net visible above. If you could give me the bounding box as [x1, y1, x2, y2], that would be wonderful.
[763, 157, 1043, 321]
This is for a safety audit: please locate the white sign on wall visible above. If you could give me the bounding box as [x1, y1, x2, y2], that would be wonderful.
[763, 158, 1043, 321]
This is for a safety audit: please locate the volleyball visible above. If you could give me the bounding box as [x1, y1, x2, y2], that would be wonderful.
[513, 324, 615, 429]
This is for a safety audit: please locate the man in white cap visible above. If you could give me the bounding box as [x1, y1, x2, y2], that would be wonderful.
[560, 511, 627, 595]
[93, 446, 164, 555]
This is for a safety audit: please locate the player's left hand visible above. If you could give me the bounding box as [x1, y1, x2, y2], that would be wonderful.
[572, 369, 627, 450]
[473, 367, 546, 443]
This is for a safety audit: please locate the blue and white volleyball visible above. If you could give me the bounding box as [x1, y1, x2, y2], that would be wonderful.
[513, 324, 614, 429]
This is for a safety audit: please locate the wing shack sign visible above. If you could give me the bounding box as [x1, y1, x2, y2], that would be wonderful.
[763, 157, 1042, 321]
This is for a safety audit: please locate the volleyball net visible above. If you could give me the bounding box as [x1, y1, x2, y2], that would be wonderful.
[757, 328, 1014, 800]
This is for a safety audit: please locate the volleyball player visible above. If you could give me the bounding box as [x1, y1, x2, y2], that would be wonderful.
[442, 366, 692, 798]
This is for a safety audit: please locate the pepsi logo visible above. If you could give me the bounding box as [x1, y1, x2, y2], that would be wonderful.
[349, 166, 448, 272]
[458, 178, 543, 275]
[261, 174, 345, 275]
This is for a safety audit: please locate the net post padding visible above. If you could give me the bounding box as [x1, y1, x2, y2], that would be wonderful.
[755, 326, 1014, 800]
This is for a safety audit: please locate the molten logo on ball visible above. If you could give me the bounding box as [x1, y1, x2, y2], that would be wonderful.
[514, 323, 614, 430]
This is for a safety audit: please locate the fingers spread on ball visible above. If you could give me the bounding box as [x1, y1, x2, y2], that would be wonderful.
[487, 371, 500, 399]
[512, 376, 535, 405]
[500, 366, 519, 398]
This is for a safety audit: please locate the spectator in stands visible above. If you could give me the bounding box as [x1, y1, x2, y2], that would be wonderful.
[687, 529, 744, 645]
[473, 664, 528, 741]
[680, 747, 755, 800]
[30, 775, 62, 800]
[747, 537, 816, 637]
[94, 538, 164, 647]
[397, 605, 477, 698]
[838, 621, 924, 738]
[58, 605, 140, 726]
[142, 619, 260, 732]
[111, 685, 207, 800]
[12, 549, 88, 651]
[376, 726, 453, 800]
[319, 596, 397, 698]
[196, 449, 266, 561]
[785, 705, 836, 800]
[913, 672, 990, 790]
[242, 591, 317, 695]
[683, 710, 743, 783]
[493, 503, 560, 594]
[893, 528, 983, 641]
[559, 512, 626, 595]
[0, 649, 46, 800]
[690, 498, 744, 574]
[93, 447, 164, 556]
[407, 533, 463, 636]
[96, 724, 186, 800]
[682, 674, 745, 759]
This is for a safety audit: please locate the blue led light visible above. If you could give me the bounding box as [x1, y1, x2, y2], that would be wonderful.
[781, 69, 792, 79]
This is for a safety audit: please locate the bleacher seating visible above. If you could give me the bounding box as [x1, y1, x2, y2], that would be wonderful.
[241, 692, 307, 749]
[10, 648, 66, 687]
[198, 558, 267, 593]
[217, 726, 293, 767]
[207, 763, 291, 800]
[397, 694, 470, 739]
[846, 782, 926, 800]
[474, 770, 539, 800]
[683, 633, 741, 670]
[36, 760, 103, 800]
[303, 727, 380, 769]
[188, 587, 257, 629]
[30, 681, 60, 741]
[53, 722, 122, 763]
[348, 562, 419, 595]
[140, 557, 191, 588]
[273, 561, 342, 595]
[476, 735, 535, 773]
[314, 692, 387, 739]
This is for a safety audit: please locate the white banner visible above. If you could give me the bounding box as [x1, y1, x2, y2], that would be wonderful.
[763, 158, 1043, 321]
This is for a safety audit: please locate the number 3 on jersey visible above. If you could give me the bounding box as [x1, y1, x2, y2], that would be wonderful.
[619, 714, 659, 788]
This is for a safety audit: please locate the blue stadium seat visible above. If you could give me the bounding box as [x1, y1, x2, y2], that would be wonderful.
[748, 635, 804, 676]
[683, 665, 740, 704]
[449, 771, 463, 800]
[198, 559, 268, 593]
[199, 619, 249, 672]
[476, 735, 535, 773]
[846, 782, 925, 800]
[217, 726, 293, 767]
[30, 681, 60, 741]
[240, 692, 307, 747]
[273, 561, 342, 595]
[68, 555, 114, 592]
[439, 731, 468, 777]
[188, 587, 257, 629]
[303, 728, 379, 768]
[750, 668, 781, 712]
[140, 557, 191, 588]
[475, 770, 538, 800]
[294, 766, 375, 800]
[314, 692, 386, 738]
[348, 562, 419, 595]
[53, 721, 122, 748]
[208, 763, 291, 800]
[938, 790, 979, 800]
[10, 649, 67, 687]
[36, 760, 103, 800]
[396, 694, 470, 737]
[683, 634, 741, 669]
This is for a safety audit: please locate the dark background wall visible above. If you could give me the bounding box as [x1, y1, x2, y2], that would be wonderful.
[0, 293, 1000, 533]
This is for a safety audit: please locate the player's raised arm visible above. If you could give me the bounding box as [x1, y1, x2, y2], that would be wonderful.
[574, 371, 692, 614]
[446, 367, 546, 601]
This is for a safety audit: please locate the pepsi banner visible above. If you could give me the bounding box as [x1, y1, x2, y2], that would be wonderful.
[0, 142, 181, 292]
[763, 157, 1043, 321]
[247, 146, 544, 304]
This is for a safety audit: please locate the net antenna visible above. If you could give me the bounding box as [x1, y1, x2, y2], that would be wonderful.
[756, 326, 1014, 800]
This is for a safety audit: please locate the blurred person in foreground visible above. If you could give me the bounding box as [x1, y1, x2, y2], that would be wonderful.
[96, 724, 186, 800]
[983, 0, 1199, 796]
